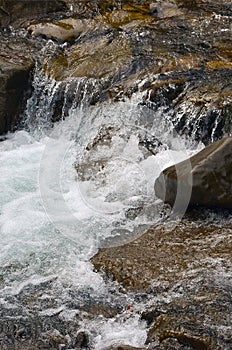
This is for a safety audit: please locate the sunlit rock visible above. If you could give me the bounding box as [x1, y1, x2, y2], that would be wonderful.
[28, 18, 111, 43]
[44, 34, 132, 81]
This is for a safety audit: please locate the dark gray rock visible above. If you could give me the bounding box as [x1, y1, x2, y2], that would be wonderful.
[0, 58, 33, 135]
[155, 137, 232, 210]
[0, 0, 67, 29]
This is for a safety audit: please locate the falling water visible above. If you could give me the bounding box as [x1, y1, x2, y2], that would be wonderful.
[0, 65, 203, 348]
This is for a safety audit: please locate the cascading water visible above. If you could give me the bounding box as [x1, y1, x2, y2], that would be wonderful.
[0, 62, 203, 348]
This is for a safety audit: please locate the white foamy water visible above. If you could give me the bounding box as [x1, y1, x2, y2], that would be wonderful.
[0, 78, 202, 348]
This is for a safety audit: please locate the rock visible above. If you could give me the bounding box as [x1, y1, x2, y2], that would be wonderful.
[40, 0, 231, 140]
[154, 136, 232, 210]
[1, 1, 230, 139]
[44, 33, 132, 81]
[176, 0, 232, 15]
[146, 315, 214, 349]
[0, 0, 67, 28]
[74, 330, 89, 348]
[92, 221, 232, 291]
[92, 220, 232, 348]
[150, 0, 183, 18]
[0, 56, 33, 135]
[142, 65, 232, 145]
[28, 18, 111, 43]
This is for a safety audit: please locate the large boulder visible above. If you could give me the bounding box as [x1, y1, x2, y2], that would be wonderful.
[154, 136, 232, 210]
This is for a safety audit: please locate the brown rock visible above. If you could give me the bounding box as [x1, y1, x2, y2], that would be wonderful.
[45, 34, 132, 80]
[42, 1, 231, 140]
[154, 137, 232, 210]
[92, 221, 232, 291]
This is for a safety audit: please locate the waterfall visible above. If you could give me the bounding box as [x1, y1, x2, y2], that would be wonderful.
[0, 60, 203, 349]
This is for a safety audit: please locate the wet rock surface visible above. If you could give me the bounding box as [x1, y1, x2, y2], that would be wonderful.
[40, 0, 232, 143]
[92, 218, 232, 349]
[0, 0, 231, 139]
[0, 59, 32, 135]
[155, 136, 232, 210]
[142, 69, 232, 145]
[28, 17, 111, 44]
[0, 277, 123, 349]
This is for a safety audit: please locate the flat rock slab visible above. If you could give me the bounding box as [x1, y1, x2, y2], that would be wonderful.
[92, 220, 232, 348]
[92, 221, 232, 291]
[155, 136, 232, 210]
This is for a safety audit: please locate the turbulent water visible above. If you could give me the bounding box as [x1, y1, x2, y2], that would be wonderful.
[0, 68, 203, 348]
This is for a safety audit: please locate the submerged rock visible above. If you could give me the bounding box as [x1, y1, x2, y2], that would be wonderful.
[155, 136, 232, 210]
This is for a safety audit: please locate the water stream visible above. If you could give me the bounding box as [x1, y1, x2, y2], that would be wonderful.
[0, 64, 204, 348]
